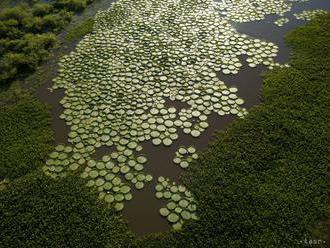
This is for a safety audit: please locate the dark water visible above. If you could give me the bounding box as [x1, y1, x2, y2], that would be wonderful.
[34, 0, 330, 236]
[34, 0, 116, 145]
[122, 113, 237, 234]
[232, 0, 330, 64]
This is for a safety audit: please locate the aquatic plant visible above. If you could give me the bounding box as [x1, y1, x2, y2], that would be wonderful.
[136, 13, 330, 247]
[274, 17, 290, 26]
[44, 0, 291, 211]
[214, 0, 291, 22]
[173, 146, 198, 169]
[294, 9, 328, 21]
[155, 177, 198, 230]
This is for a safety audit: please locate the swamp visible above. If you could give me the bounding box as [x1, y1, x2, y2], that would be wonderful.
[0, 0, 329, 247]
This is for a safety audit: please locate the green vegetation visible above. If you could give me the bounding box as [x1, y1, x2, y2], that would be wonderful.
[136, 14, 330, 247]
[55, 0, 92, 12]
[45, 0, 257, 210]
[0, 171, 133, 248]
[0, 75, 132, 247]
[0, 3, 329, 248]
[155, 177, 198, 230]
[0, 95, 53, 180]
[0, 0, 93, 88]
[65, 17, 94, 42]
[173, 146, 198, 169]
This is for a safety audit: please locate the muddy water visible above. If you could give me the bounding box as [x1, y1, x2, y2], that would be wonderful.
[34, 0, 330, 236]
[35, 0, 117, 145]
[122, 112, 237, 233]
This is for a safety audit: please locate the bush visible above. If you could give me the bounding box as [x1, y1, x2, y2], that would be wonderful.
[0, 0, 92, 87]
[0, 96, 53, 179]
[42, 10, 73, 32]
[0, 19, 22, 39]
[32, 3, 54, 16]
[0, 5, 30, 22]
[54, 0, 88, 12]
[0, 171, 133, 248]
[0, 32, 56, 83]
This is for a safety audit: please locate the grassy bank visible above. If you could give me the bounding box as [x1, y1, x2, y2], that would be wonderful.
[0, 171, 133, 248]
[0, 95, 53, 180]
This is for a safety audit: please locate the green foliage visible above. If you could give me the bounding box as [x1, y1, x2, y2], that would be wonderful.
[0, 0, 91, 87]
[55, 0, 89, 12]
[65, 17, 94, 42]
[42, 10, 73, 32]
[136, 14, 330, 248]
[0, 171, 134, 248]
[0, 5, 30, 21]
[65, 18, 94, 42]
[0, 96, 53, 179]
[32, 3, 54, 16]
[0, 8, 329, 248]
[0, 33, 56, 83]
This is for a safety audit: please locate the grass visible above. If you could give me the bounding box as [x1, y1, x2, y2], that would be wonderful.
[64, 17, 95, 42]
[0, 95, 53, 180]
[0, 170, 134, 248]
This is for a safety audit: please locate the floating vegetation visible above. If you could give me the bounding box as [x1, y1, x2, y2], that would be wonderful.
[274, 17, 289, 26]
[43, 0, 292, 210]
[44, 143, 153, 210]
[294, 9, 328, 21]
[43, 144, 76, 178]
[173, 146, 198, 169]
[155, 177, 198, 230]
[214, 0, 292, 23]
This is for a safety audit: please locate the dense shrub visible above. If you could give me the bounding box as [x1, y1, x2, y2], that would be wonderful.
[136, 14, 330, 248]
[0, 96, 53, 179]
[32, 3, 54, 16]
[0, 171, 134, 248]
[0, 0, 92, 87]
[0, 33, 56, 83]
[55, 0, 90, 12]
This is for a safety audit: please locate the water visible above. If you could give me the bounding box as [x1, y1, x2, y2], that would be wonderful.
[35, 0, 117, 145]
[34, 0, 330, 236]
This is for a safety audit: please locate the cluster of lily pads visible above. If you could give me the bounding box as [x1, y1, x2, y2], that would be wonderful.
[43, 144, 78, 178]
[294, 9, 328, 21]
[156, 177, 198, 230]
[44, 142, 153, 210]
[274, 17, 289, 26]
[80, 151, 152, 210]
[44, 0, 294, 211]
[173, 146, 198, 169]
[213, 0, 292, 23]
